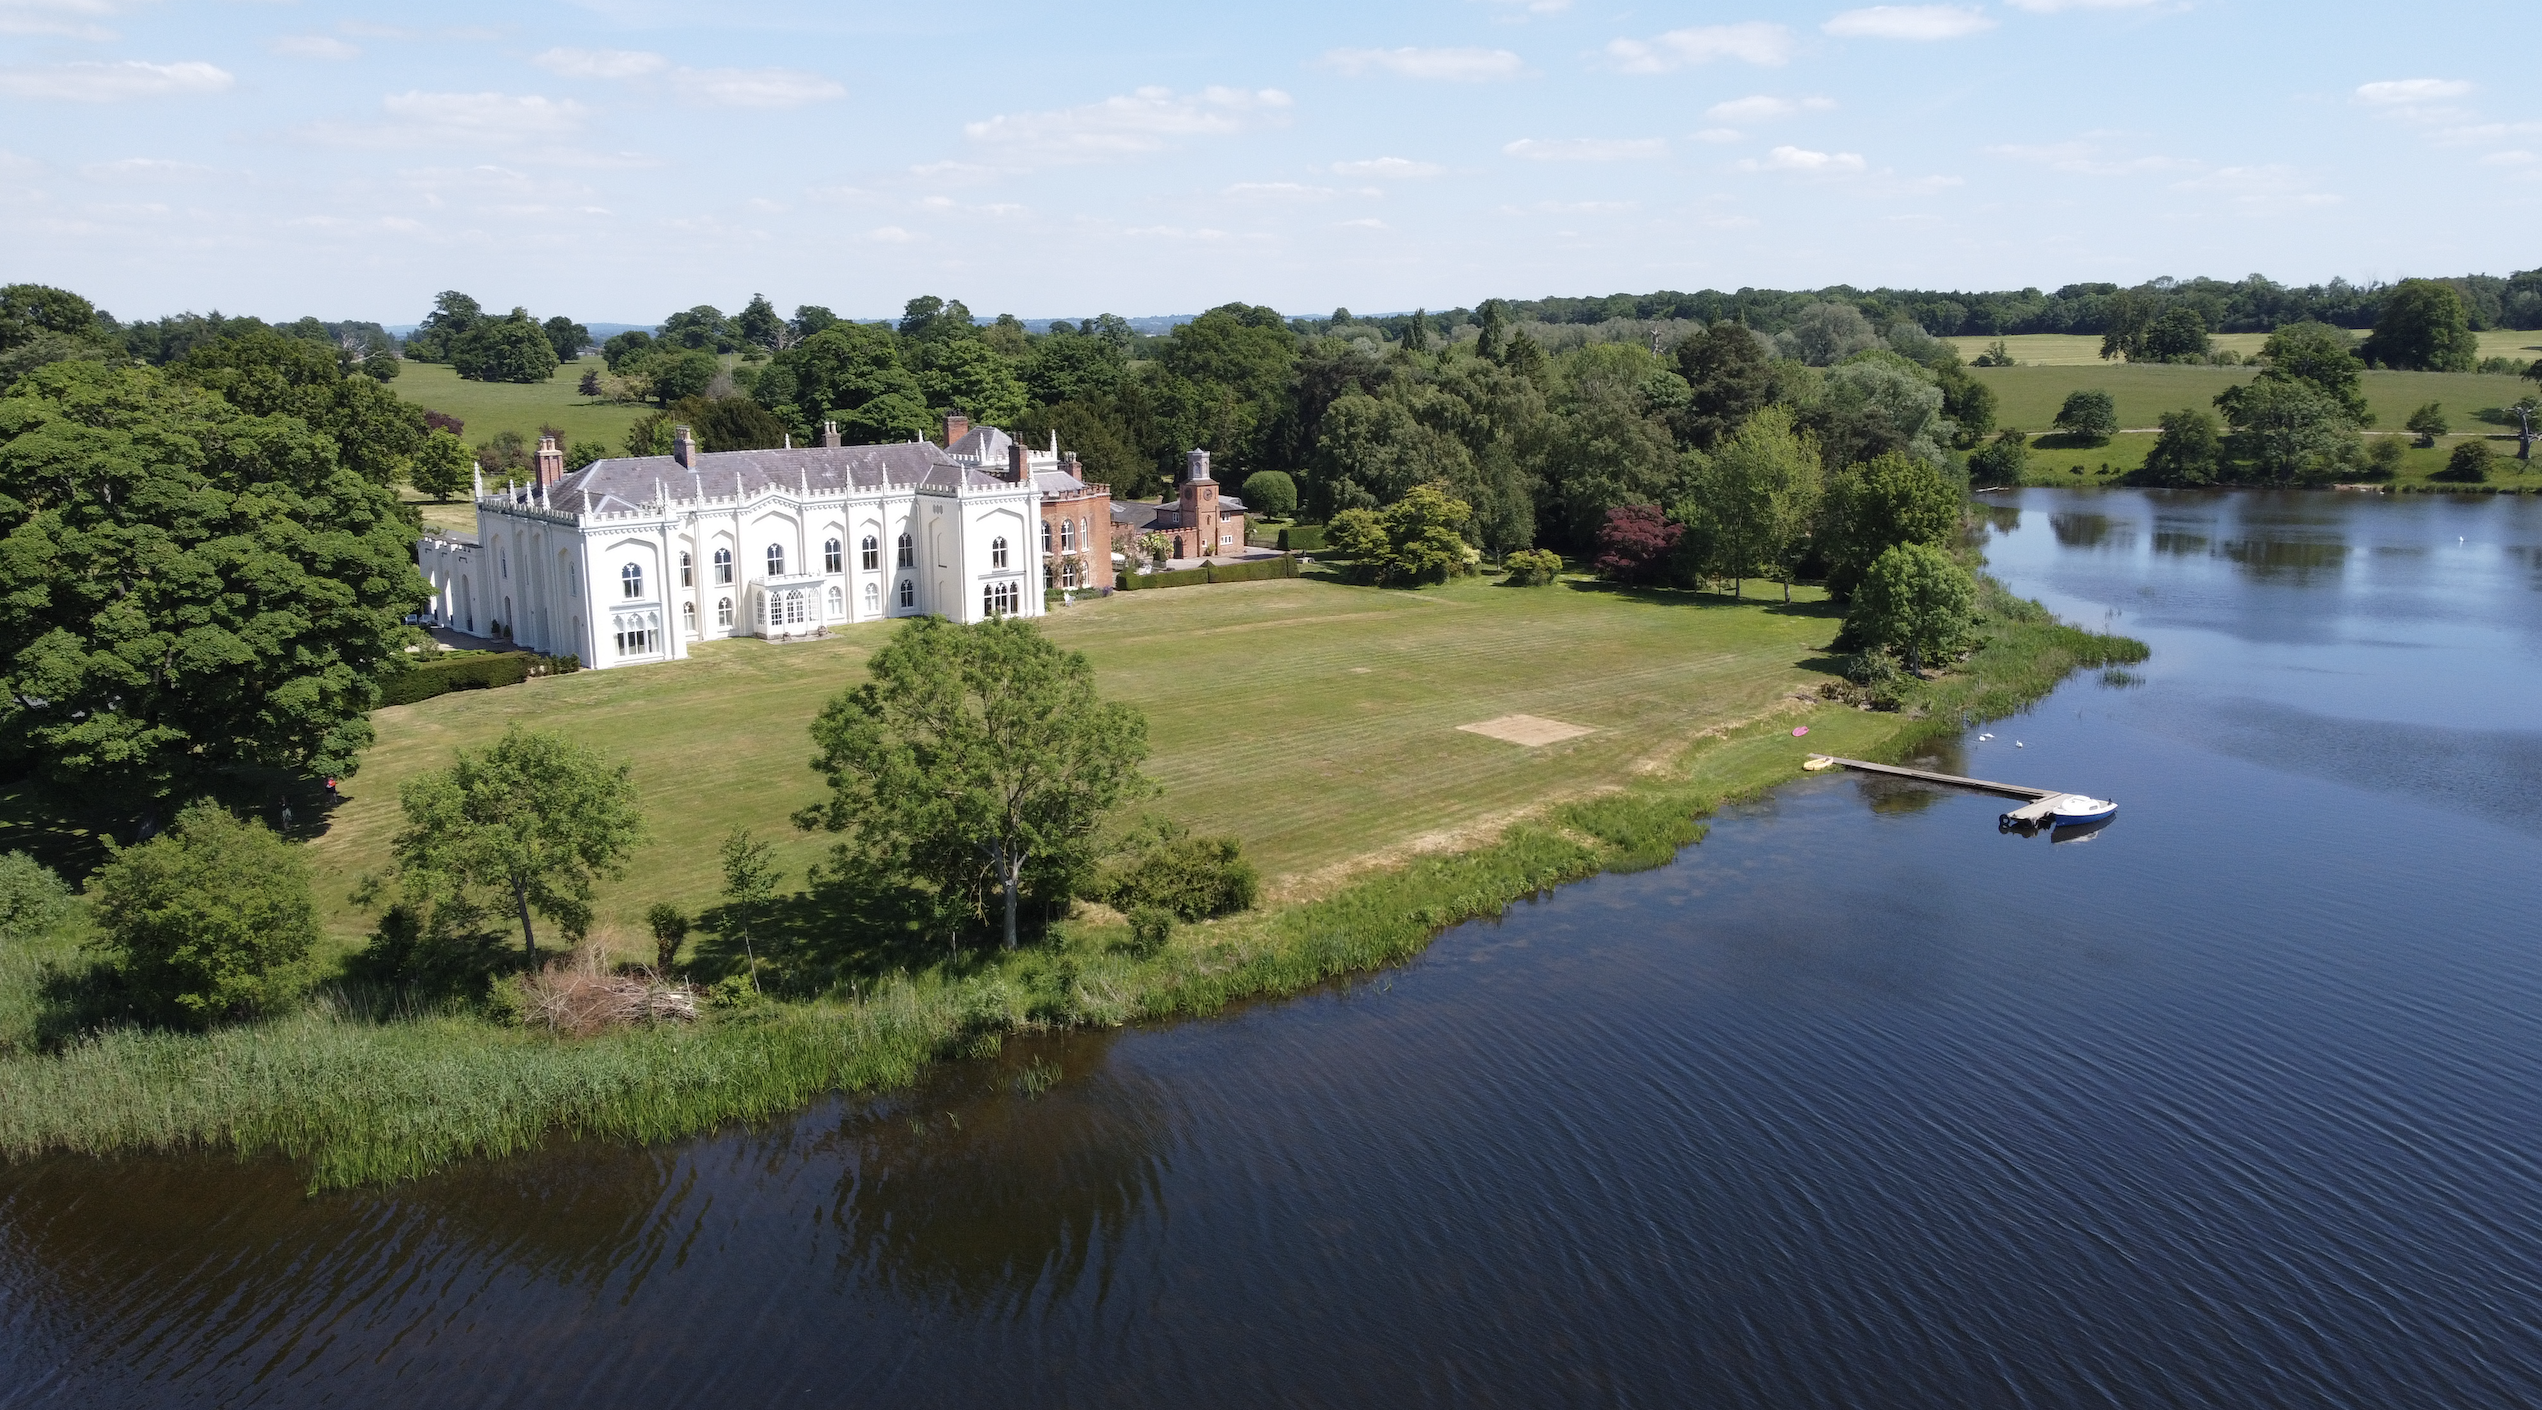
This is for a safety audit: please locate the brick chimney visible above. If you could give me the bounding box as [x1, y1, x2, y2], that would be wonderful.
[942, 412, 969, 448]
[535, 433, 564, 489]
[1007, 442, 1030, 483]
[1060, 450, 1080, 478]
[819, 420, 842, 448]
[673, 424, 697, 469]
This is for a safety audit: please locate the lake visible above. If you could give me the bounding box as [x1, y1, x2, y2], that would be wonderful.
[5, 488, 2540, 1408]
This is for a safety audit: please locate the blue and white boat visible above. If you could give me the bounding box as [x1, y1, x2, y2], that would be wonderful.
[2048, 794, 2118, 825]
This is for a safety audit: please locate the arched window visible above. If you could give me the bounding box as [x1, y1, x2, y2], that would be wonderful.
[897, 532, 913, 568]
[1060, 518, 1074, 552]
[621, 562, 644, 599]
[679, 551, 693, 587]
[827, 584, 844, 617]
[898, 579, 914, 608]
[824, 538, 843, 574]
[983, 583, 995, 617]
[712, 547, 733, 584]
[500, 548, 509, 579]
[863, 581, 879, 613]
[786, 589, 807, 625]
[991, 536, 1008, 569]
[766, 544, 786, 576]
[859, 534, 877, 570]
[683, 601, 697, 632]
[1079, 516, 1089, 551]
[1041, 520, 1052, 553]
[716, 596, 733, 627]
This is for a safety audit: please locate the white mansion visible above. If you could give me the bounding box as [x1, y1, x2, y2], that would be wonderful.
[417, 417, 1119, 670]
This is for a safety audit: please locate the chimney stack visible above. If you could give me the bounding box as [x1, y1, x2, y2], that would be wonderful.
[1007, 442, 1030, 483]
[1061, 450, 1080, 478]
[535, 433, 564, 489]
[942, 412, 970, 448]
[820, 420, 842, 448]
[673, 424, 697, 469]
[1185, 448, 1213, 483]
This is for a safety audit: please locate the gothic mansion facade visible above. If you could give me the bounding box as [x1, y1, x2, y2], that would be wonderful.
[415, 418, 1118, 670]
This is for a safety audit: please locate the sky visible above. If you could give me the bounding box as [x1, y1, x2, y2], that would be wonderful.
[0, 0, 2532, 326]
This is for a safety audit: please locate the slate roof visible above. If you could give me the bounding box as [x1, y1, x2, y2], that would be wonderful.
[541, 442, 1008, 516]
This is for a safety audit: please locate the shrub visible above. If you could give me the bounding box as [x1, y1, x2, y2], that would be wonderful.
[1503, 548, 1564, 585]
[379, 652, 535, 706]
[2052, 389, 2119, 445]
[1966, 428, 2029, 486]
[1097, 832, 1259, 922]
[1125, 907, 1177, 955]
[1277, 523, 1326, 552]
[1240, 470, 1298, 518]
[2436, 440, 2495, 482]
[0, 852, 74, 947]
[1593, 504, 1682, 585]
[342, 899, 509, 1000]
[1844, 542, 1977, 672]
[646, 903, 691, 970]
[2405, 402, 2448, 447]
[94, 801, 317, 1025]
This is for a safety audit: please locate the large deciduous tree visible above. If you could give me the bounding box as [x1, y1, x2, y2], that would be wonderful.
[1674, 405, 1822, 600]
[2214, 377, 2356, 484]
[1671, 320, 1775, 449]
[797, 618, 1151, 951]
[1845, 542, 1977, 672]
[0, 362, 427, 836]
[2252, 321, 2370, 421]
[2138, 408, 2225, 486]
[2362, 279, 2477, 372]
[452, 310, 562, 384]
[392, 726, 647, 962]
[173, 327, 427, 486]
[94, 800, 318, 1025]
[753, 323, 930, 442]
[2051, 389, 2120, 444]
[1818, 451, 1963, 600]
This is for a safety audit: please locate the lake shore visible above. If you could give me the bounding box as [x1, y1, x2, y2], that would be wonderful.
[0, 578, 2143, 1189]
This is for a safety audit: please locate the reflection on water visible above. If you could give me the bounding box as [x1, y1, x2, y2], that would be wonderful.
[5, 489, 2542, 1408]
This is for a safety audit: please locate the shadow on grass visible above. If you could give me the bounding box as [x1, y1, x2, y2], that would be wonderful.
[682, 870, 1050, 998]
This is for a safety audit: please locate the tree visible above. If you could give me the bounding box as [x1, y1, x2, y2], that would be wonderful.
[2215, 377, 2355, 484]
[410, 428, 473, 499]
[1675, 404, 1822, 600]
[2052, 389, 2119, 444]
[0, 361, 427, 836]
[2098, 290, 2158, 362]
[1803, 358, 1953, 470]
[735, 294, 788, 352]
[0, 851, 74, 948]
[2138, 408, 2225, 486]
[1778, 302, 1879, 366]
[0, 283, 107, 354]
[2406, 402, 2449, 447]
[1138, 530, 1173, 573]
[919, 339, 1028, 428]
[392, 726, 647, 962]
[797, 617, 1151, 951]
[173, 327, 427, 486]
[602, 330, 655, 370]
[94, 800, 317, 1024]
[540, 315, 590, 364]
[1672, 320, 1775, 449]
[1594, 503, 1683, 586]
[452, 311, 561, 384]
[648, 349, 718, 404]
[2436, 439, 2494, 482]
[644, 903, 690, 972]
[1326, 508, 1387, 566]
[719, 828, 780, 989]
[565, 439, 609, 473]
[2254, 322, 2369, 421]
[1818, 451, 1962, 600]
[1967, 428, 2030, 487]
[2140, 307, 2211, 363]
[2362, 279, 2477, 372]
[1373, 484, 1478, 583]
[661, 305, 735, 353]
[1239, 470, 1297, 518]
[1845, 542, 1976, 672]
[753, 322, 927, 440]
[1933, 362, 1997, 446]
[668, 394, 789, 451]
[1024, 331, 1127, 406]
[402, 291, 482, 363]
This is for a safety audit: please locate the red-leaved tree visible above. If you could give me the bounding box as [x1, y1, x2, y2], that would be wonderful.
[1593, 504, 1682, 585]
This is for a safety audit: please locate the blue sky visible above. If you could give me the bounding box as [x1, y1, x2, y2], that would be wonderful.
[1, 1, 2531, 325]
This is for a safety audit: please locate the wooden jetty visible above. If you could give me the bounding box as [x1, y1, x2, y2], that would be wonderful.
[1806, 755, 2082, 827]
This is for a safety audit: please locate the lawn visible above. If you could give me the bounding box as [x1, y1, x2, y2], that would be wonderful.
[304, 572, 1846, 944]
[1946, 330, 2541, 367]
[393, 356, 646, 454]
[1967, 364, 2535, 432]
[1995, 431, 2538, 488]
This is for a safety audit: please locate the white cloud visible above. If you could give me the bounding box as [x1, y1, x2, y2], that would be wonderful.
[1320, 46, 1525, 81]
[1741, 145, 1866, 173]
[0, 59, 233, 101]
[270, 36, 361, 62]
[1223, 181, 1341, 201]
[1691, 127, 1744, 144]
[1331, 156, 1445, 178]
[1823, 6, 1995, 40]
[965, 86, 1292, 161]
[2005, 0, 2162, 9]
[301, 91, 593, 151]
[670, 68, 844, 108]
[1705, 94, 1835, 123]
[533, 48, 669, 80]
[1606, 22, 1793, 73]
[1504, 199, 1639, 213]
[0, 0, 121, 42]
[1988, 138, 2193, 175]
[1503, 136, 1668, 162]
[2354, 78, 2470, 106]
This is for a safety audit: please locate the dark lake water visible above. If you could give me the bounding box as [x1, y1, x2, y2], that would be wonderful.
[7, 488, 2542, 1408]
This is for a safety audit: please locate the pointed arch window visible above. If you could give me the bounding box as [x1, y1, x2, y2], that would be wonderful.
[824, 538, 843, 574]
[897, 532, 913, 568]
[766, 544, 786, 576]
[716, 596, 733, 627]
[621, 562, 644, 599]
[827, 584, 844, 617]
[898, 579, 914, 608]
[863, 581, 879, 613]
[991, 536, 1009, 569]
[712, 547, 733, 585]
[679, 551, 694, 587]
[860, 534, 879, 571]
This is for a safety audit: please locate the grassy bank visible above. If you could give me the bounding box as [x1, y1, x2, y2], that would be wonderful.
[1993, 431, 2541, 489]
[0, 573, 2140, 1189]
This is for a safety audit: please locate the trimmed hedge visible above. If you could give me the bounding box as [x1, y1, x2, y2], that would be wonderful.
[1115, 555, 1299, 592]
[1277, 524, 1326, 552]
[378, 652, 536, 707]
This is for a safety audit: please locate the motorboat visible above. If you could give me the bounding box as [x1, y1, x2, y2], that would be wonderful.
[2048, 795, 2117, 825]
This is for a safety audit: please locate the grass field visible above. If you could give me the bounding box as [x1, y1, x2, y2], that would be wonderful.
[393, 356, 646, 453]
[305, 570, 1851, 945]
[1946, 330, 2542, 367]
[1967, 364, 2536, 432]
[1998, 431, 2538, 488]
